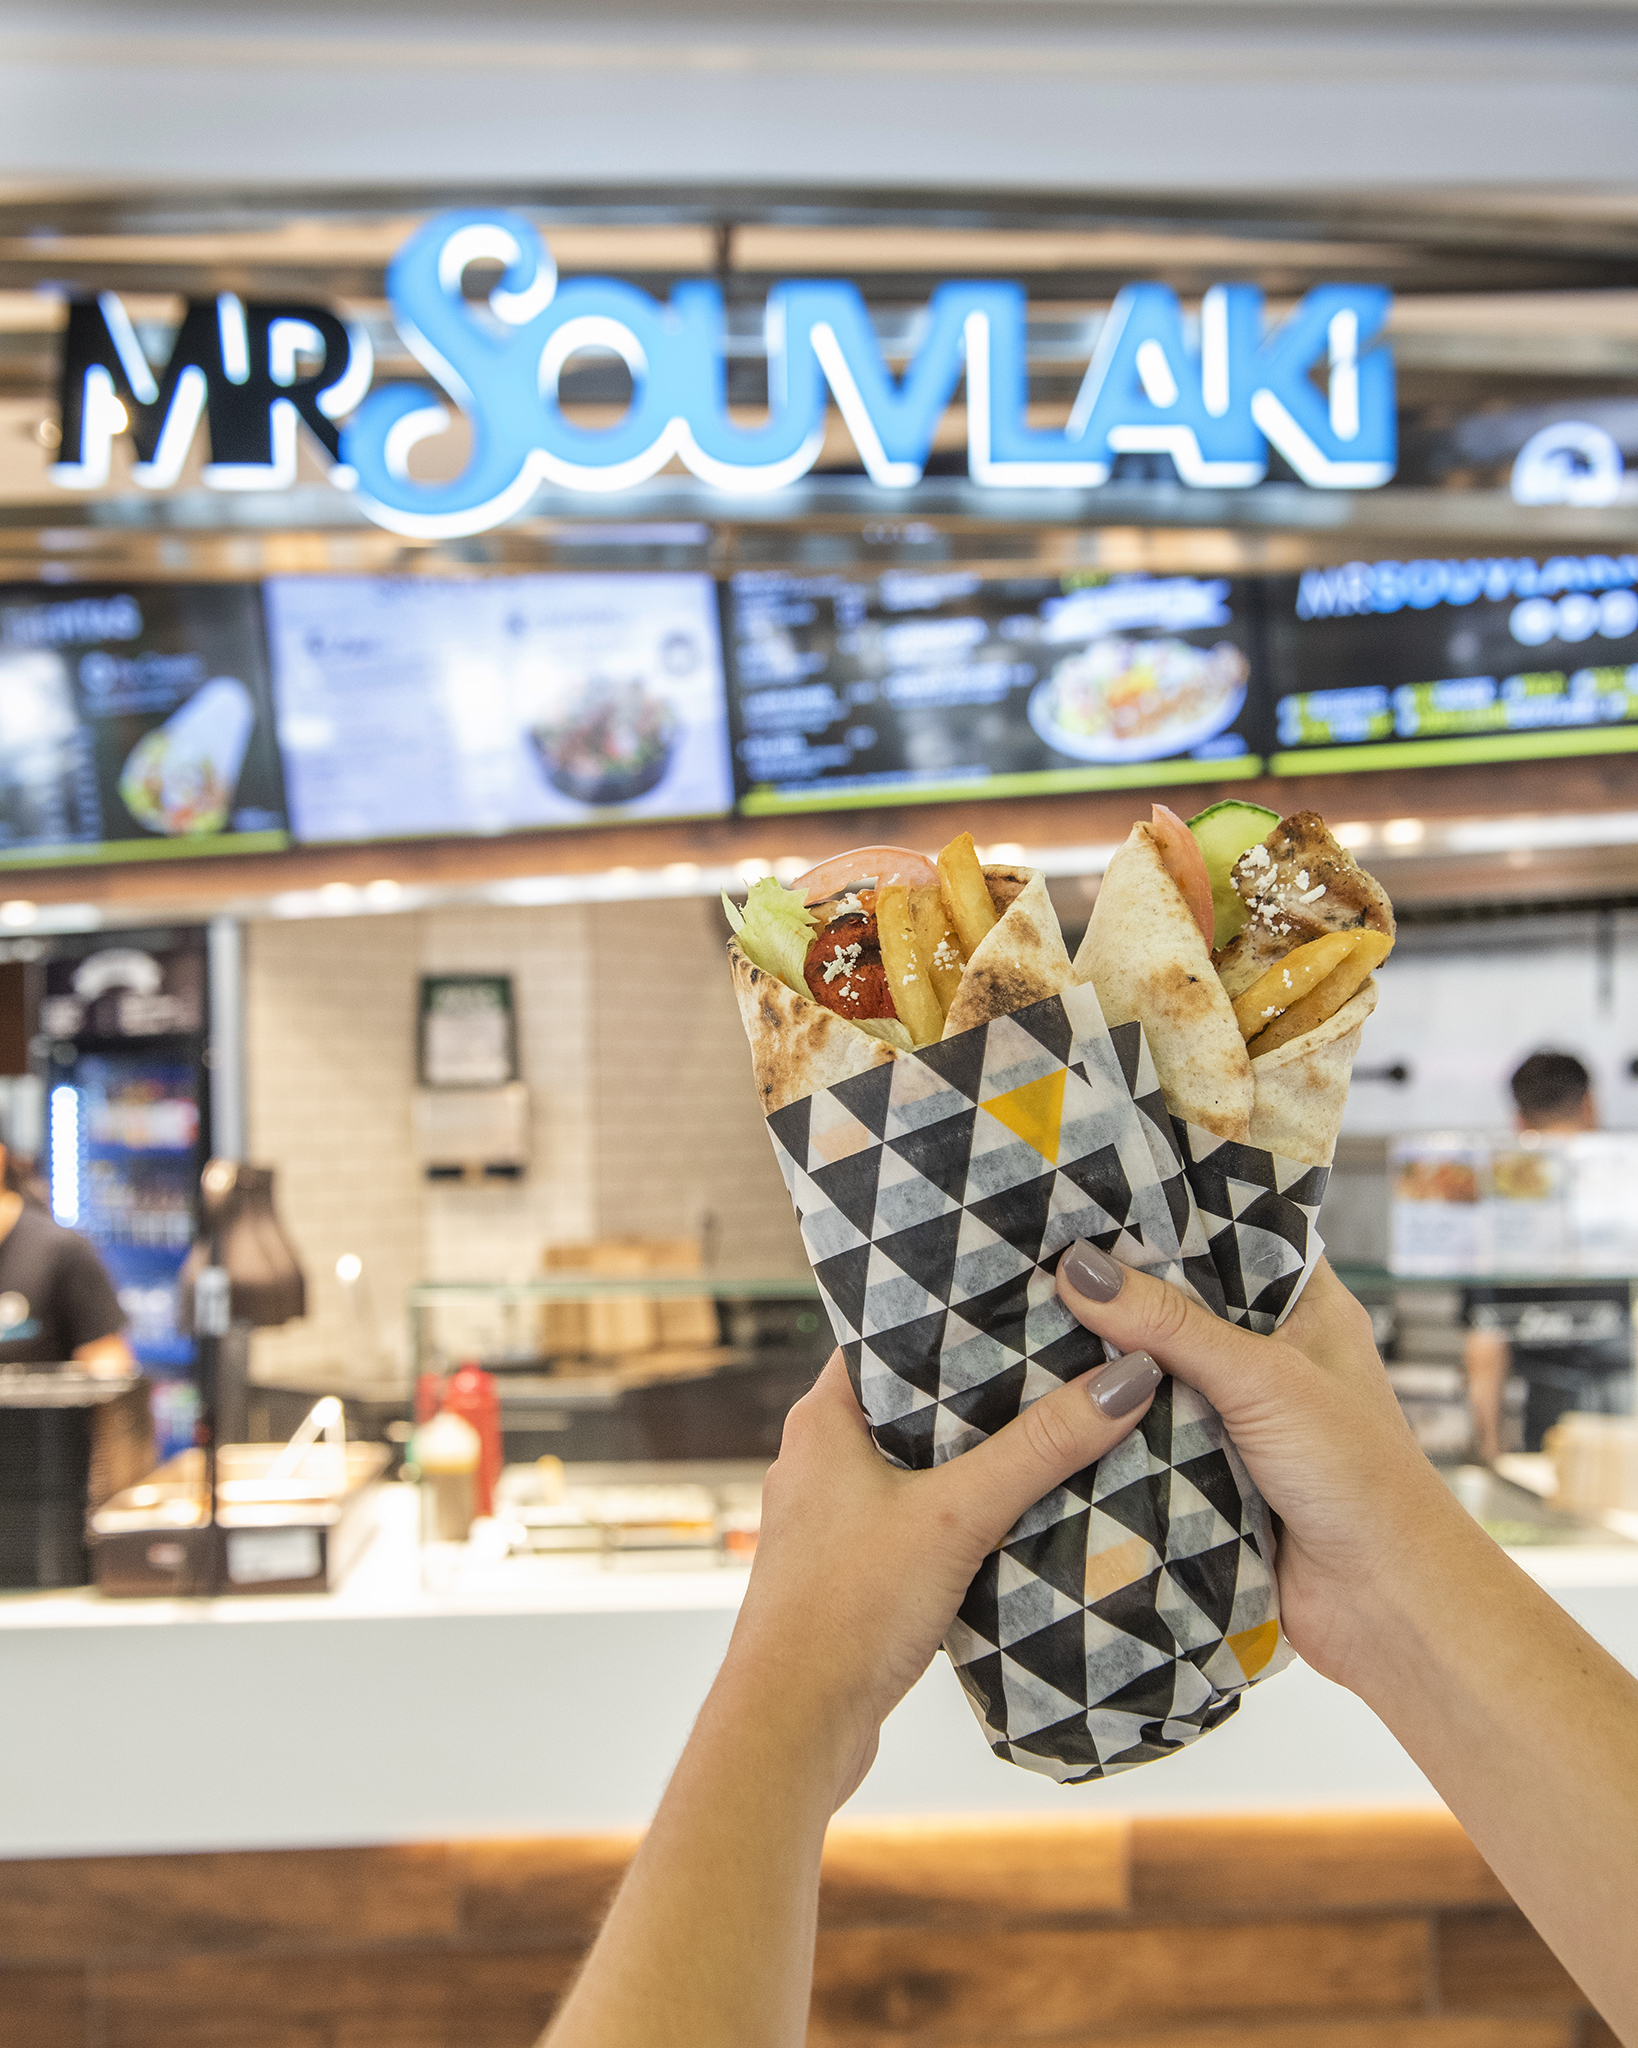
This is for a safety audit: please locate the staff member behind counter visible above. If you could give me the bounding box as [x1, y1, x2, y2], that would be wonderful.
[0, 1139, 136, 1375]
[1465, 1051, 1632, 1461]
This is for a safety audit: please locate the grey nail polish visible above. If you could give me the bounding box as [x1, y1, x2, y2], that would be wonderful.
[1060, 1239, 1124, 1302]
[1089, 1352, 1161, 1418]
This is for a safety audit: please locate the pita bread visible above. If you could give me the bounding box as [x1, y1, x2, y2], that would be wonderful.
[729, 943, 898, 1116]
[731, 864, 1075, 1112]
[1248, 978, 1378, 1167]
[942, 867, 1075, 1037]
[1073, 823, 1254, 1142]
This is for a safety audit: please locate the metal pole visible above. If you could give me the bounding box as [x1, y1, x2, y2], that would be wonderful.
[206, 916, 246, 1162]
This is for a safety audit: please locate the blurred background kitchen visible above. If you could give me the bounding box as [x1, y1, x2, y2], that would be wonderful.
[2, 4, 1638, 2045]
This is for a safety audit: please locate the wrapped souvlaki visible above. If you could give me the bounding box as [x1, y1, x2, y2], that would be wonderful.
[726, 812, 1392, 1781]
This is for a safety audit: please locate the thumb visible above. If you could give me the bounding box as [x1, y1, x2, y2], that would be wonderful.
[1056, 1241, 1292, 1424]
[929, 1351, 1161, 1551]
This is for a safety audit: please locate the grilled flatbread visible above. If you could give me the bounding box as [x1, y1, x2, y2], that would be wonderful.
[732, 863, 1074, 1113]
[1248, 979, 1378, 1166]
[942, 867, 1074, 1038]
[1072, 823, 1254, 1141]
[729, 942, 899, 1117]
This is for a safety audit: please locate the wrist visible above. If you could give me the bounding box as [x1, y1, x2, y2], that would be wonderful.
[706, 1647, 877, 1814]
[1317, 1483, 1497, 1705]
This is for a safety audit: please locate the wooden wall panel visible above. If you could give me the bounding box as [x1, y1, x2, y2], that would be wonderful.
[98, 1948, 579, 2048]
[0, 1967, 86, 2048]
[0, 1844, 459, 1962]
[1130, 1812, 1508, 1917]
[0, 1810, 1615, 2048]
[1434, 1908, 1586, 2011]
[819, 1815, 1130, 1927]
[808, 1916, 1429, 2042]
[455, 1835, 638, 1946]
[986, 2021, 1578, 2048]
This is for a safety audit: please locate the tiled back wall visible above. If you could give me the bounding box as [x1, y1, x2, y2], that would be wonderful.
[245, 896, 806, 1384]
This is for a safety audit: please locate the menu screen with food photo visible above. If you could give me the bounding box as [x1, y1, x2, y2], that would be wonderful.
[726, 570, 1266, 815]
[264, 574, 733, 844]
[0, 584, 289, 866]
[1268, 552, 1638, 773]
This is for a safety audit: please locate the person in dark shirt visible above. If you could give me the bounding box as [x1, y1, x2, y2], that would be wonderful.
[0, 1139, 134, 1373]
[1464, 1050, 1631, 1458]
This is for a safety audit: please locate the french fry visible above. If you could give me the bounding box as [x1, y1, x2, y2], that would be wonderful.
[1231, 930, 1357, 1041]
[876, 885, 947, 1047]
[937, 832, 998, 957]
[1246, 929, 1392, 1056]
[909, 884, 965, 1013]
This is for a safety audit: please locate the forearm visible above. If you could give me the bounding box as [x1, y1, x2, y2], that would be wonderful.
[1350, 1500, 1638, 2033]
[544, 1666, 844, 2048]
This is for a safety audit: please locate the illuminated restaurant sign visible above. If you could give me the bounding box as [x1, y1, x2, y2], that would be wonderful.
[51, 208, 1397, 538]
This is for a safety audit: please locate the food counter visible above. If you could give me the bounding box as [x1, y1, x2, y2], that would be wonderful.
[3, 1481, 1637, 1862]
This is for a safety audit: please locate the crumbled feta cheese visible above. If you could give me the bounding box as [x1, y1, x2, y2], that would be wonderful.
[821, 943, 863, 986]
[1295, 869, 1309, 889]
[932, 938, 959, 970]
[1296, 883, 1327, 903]
[1242, 844, 1272, 871]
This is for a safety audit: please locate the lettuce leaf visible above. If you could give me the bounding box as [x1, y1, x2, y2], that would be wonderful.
[722, 878, 817, 995]
[853, 1015, 914, 1051]
[724, 881, 914, 1050]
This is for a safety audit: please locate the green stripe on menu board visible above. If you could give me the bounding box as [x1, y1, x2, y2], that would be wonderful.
[740, 757, 1267, 815]
[1270, 726, 1638, 775]
[0, 829, 291, 868]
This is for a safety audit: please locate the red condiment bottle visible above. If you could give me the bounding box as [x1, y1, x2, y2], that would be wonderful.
[440, 1362, 502, 1517]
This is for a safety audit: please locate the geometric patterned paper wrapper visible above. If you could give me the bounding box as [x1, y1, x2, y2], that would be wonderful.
[763, 980, 1330, 1783]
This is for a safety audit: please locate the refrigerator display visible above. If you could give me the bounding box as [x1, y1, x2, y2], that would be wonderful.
[42, 936, 210, 1456]
[0, 584, 288, 865]
[1268, 552, 1638, 774]
[726, 570, 1267, 815]
[264, 573, 733, 842]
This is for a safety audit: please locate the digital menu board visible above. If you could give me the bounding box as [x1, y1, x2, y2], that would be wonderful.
[0, 584, 287, 866]
[726, 571, 1266, 815]
[265, 573, 733, 843]
[1268, 553, 1638, 773]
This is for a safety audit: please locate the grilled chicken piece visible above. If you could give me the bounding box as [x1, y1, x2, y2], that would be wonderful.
[1215, 810, 1395, 998]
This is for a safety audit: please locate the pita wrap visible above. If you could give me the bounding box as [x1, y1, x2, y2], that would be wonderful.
[731, 862, 1076, 1112]
[1248, 979, 1377, 1167]
[942, 866, 1075, 1038]
[1072, 823, 1254, 1141]
[729, 942, 897, 1117]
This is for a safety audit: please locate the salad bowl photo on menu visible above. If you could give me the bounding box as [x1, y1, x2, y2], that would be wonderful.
[526, 674, 679, 807]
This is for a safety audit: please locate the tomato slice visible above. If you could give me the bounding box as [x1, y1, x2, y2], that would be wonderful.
[793, 845, 940, 907]
[1147, 804, 1215, 949]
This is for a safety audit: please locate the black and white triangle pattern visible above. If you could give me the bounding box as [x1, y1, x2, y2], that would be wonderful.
[763, 981, 1328, 1782]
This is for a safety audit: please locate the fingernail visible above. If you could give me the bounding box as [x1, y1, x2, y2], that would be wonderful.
[1060, 1239, 1124, 1302]
[1088, 1352, 1161, 1418]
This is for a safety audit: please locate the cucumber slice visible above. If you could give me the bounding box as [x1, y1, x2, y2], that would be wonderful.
[1188, 800, 1282, 949]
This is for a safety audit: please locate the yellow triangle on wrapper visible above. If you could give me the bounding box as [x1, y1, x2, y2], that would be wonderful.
[1227, 1618, 1281, 1680]
[980, 1067, 1067, 1163]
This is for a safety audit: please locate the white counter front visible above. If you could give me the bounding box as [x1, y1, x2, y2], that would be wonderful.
[4, 1487, 1637, 1860]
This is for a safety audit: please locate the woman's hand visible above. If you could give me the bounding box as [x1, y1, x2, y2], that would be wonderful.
[718, 1343, 1164, 1810]
[1055, 1243, 1467, 1693]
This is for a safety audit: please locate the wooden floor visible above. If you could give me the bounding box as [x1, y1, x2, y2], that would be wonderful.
[0, 1810, 1617, 2047]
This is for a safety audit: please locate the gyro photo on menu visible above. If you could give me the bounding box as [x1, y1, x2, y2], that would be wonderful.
[727, 803, 1394, 1777]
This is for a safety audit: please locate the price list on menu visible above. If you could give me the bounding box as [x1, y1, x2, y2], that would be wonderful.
[1268, 553, 1638, 773]
[725, 570, 1266, 815]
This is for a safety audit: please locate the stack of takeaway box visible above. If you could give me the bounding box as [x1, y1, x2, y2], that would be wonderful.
[537, 1237, 731, 1383]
